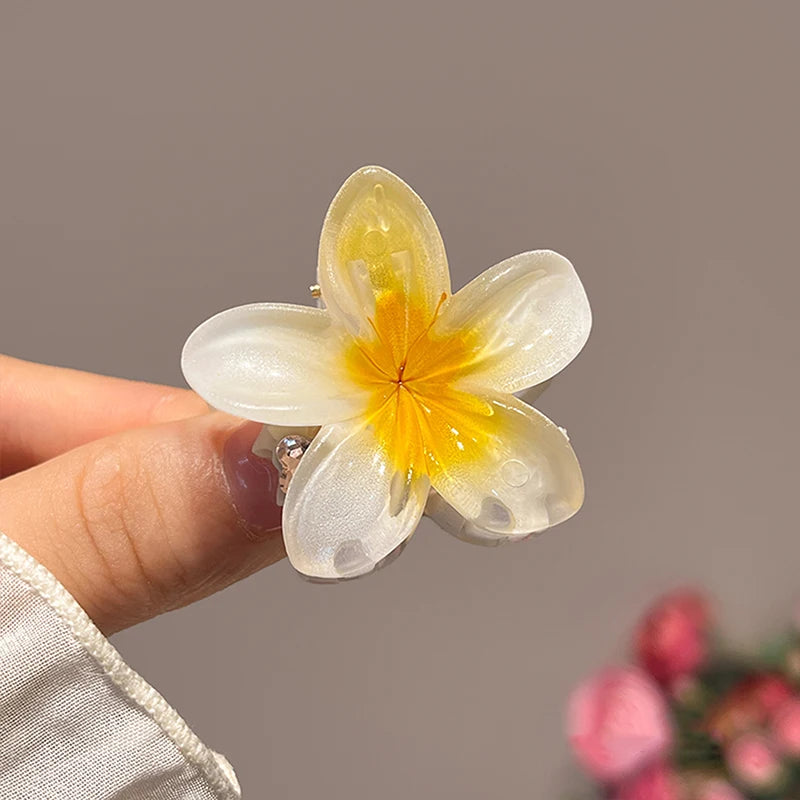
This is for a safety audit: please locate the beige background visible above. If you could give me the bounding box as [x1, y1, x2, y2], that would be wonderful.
[2, 3, 799, 797]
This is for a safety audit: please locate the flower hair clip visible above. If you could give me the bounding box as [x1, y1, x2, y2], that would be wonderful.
[182, 166, 591, 580]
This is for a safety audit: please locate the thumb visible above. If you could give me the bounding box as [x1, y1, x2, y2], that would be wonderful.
[0, 414, 286, 633]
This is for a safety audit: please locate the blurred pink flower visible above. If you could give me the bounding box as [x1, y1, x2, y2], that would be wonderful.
[695, 778, 744, 800]
[567, 666, 672, 782]
[635, 590, 711, 686]
[771, 696, 800, 756]
[612, 761, 684, 800]
[751, 674, 794, 715]
[726, 732, 783, 790]
[706, 674, 794, 743]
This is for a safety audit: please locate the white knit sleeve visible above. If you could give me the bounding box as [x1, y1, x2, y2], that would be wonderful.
[0, 531, 241, 800]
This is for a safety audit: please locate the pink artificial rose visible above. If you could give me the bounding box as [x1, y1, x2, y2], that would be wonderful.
[771, 696, 800, 756]
[567, 666, 672, 782]
[726, 732, 783, 790]
[612, 761, 684, 800]
[635, 590, 711, 686]
[695, 779, 744, 800]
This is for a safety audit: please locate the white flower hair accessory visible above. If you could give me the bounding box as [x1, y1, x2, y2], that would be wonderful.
[182, 166, 591, 580]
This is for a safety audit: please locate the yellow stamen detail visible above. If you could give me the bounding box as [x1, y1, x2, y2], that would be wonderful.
[345, 287, 498, 483]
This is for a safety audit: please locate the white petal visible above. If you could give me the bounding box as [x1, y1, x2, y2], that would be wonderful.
[317, 166, 450, 357]
[182, 303, 367, 425]
[432, 250, 591, 393]
[420, 388, 584, 534]
[425, 489, 521, 547]
[282, 419, 429, 579]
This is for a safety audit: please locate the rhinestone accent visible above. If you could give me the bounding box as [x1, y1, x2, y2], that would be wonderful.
[275, 434, 311, 493]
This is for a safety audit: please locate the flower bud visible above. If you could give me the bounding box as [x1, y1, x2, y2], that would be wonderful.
[635, 590, 711, 687]
[726, 732, 784, 791]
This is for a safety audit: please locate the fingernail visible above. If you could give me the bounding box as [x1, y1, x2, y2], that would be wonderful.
[223, 422, 283, 538]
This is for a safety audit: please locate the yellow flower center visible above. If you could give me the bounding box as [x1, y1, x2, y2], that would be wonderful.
[345, 287, 498, 485]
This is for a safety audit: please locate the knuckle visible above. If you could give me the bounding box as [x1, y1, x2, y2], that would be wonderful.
[148, 389, 209, 424]
[72, 438, 175, 615]
[64, 423, 239, 629]
[74, 439, 127, 541]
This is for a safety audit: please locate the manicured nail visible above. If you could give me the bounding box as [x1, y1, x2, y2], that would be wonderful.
[223, 422, 283, 538]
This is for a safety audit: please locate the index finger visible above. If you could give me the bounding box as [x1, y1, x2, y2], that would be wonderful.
[0, 355, 208, 477]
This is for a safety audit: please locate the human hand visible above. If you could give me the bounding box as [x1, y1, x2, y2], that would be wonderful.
[0, 355, 286, 633]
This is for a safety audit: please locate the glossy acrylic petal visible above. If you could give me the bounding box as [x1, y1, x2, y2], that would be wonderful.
[419, 388, 584, 535]
[425, 489, 530, 547]
[317, 166, 450, 370]
[181, 303, 367, 425]
[282, 418, 430, 579]
[429, 250, 591, 393]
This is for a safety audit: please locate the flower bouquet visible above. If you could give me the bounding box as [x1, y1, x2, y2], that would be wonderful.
[567, 591, 800, 800]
